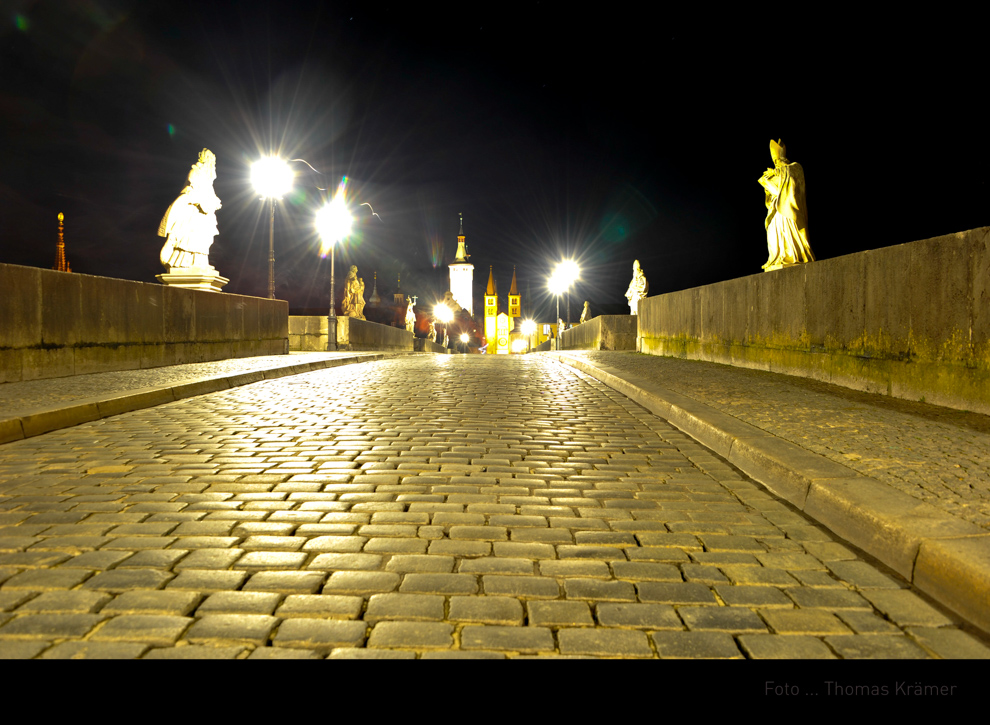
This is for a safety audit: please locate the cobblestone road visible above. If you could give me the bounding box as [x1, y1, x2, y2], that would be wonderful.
[1, 356, 987, 659]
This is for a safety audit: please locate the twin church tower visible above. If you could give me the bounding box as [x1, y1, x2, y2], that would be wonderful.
[447, 213, 521, 354]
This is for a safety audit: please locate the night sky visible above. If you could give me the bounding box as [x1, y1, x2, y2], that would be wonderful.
[1, 1, 985, 323]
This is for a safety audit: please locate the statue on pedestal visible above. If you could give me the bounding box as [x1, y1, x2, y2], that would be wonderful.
[759, 139, 815, 271]
[405, 300, 416, 332]
[625, 260, 648, 315]
[427, 317, 437, 343]
[156, 149, 228, 292]
[159, 149, 222, 271]
[341, 265, 367, 319]
[579, 301, 590, 324]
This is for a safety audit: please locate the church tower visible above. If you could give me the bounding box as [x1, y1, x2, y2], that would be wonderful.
[484, 266, 498, 354]
[508, 266, 520, 320]
[448, 213, 474, 316]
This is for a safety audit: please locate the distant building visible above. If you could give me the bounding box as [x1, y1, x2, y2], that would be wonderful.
[448, 213, 474, 317]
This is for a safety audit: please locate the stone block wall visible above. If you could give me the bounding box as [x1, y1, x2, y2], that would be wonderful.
[559, 315, 638, 351]
[289, 316, 414, 352]
[0, 264, 288, 383]
[638, 227, 990, 414]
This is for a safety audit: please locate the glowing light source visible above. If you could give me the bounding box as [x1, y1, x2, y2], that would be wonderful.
[555, 260, 580, 285]
[548, 275, 569, 295]
[434, 303, 453, 324]
[251, 156, 294, 200]
[520, 320, 537, 337]
[511, 339, 528, 353]
[315, 177, 353, 258]
[459, 333, 469, 344]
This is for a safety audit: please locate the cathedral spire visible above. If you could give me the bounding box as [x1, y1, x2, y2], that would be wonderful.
[454, 213, 469, 263]
[509, 266, 518, 296]
[486, 266, 496, 295]
[53, 212, 71, 273]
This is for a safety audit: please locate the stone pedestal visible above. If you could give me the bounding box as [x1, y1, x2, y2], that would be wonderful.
[157, 267, 229, 293]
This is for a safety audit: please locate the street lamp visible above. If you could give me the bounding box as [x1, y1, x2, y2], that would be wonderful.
[315, 178, 354, 352]
[554, 260, 580, 328]
[548, 274, 568, 350]
[250, 157, 295, 299]
[459, 332, 469, 354]
[434, 302, 453, 349]
[521, 319, 536, 353]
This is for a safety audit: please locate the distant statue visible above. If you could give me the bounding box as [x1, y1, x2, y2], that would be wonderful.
[441, 290, 461, 312]
[579, 301, 590, 324]
[557, 317, 565, 335]
[405, 300, 416, 332]
[341, 265, 367, 319]
[759, 139, 814, 271]
[625, 260, 648, 315]
[158, 149, 222, 270]
[442, 329, 449, 348]
[427, 318, 437, 343]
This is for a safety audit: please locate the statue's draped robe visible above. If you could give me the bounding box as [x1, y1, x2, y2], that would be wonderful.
[625, 271, 648, 315]
[158, 183, 221, 269]
[762, 161, 814, 270]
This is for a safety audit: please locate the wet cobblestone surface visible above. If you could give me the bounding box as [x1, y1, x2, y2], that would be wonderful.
[574, 352, 990, 531]
[0, 355, 986, 658]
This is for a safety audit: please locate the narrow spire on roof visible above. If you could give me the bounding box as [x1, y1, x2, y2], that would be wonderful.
[486, 266, 496, 295]
[509, 266, 518, 295]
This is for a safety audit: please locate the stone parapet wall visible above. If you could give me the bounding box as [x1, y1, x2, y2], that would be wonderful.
[289, 316, 414, 352]
[414, 338, 449, 354]
[559, 315, 638, 351]
[0, 264, 288, 383]
[638, 227, 990, 414]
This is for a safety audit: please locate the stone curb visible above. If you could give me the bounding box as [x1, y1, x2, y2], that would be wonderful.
[0, 352, 409, 445]
[546, 351, 990, 635]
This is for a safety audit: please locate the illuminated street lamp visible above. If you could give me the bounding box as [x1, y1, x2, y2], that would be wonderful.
[548, 274, 569, 350]
[554, 260, 581, 328]
[521, 319, 537, 353]
[434, 302, 453, 349]
[315, 178, 354, 352]
[459, 332, 469, 354]
[250, 157, 295, 299]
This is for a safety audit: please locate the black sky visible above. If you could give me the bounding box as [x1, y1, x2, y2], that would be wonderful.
[1, 1, 985, 322]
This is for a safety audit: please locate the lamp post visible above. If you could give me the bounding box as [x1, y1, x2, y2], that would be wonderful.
[315, 178, 354, 352]
[521, 319, 536, 353]
[250, 157, 295, 299]
[548, 274, 567, 350]
[435, 303, 453, 351]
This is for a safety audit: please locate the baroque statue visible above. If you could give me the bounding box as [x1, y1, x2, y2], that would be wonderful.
[579, 300, 590, 324]
[405, 300, 416, 332]
[625, 260, 648, 315]
[759, 139, 815, 271]
[427, 317, 438, 343]
[158, 149, 222, 271]
[341, 265, 367, 319]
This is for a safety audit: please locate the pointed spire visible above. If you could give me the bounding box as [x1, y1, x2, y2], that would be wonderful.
[509, 266, 518, 295]
[53, 212, 71, 273]
[459, 212, 464, 236]
[486, 266, 496, 295]
[454, 213, 469, 262]
[368, 271, 381, 307]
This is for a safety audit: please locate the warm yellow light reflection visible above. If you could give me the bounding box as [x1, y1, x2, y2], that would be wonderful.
[511, 339, 528, 353]
[251, 157, 294, 199]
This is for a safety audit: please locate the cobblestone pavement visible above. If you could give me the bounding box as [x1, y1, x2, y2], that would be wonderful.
[0, 355, 987, 659]
[573, 352, 990, 532]
[0, 352, 361, 417]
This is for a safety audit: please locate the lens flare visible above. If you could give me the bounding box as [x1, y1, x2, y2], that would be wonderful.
[315, 176, 353, 258]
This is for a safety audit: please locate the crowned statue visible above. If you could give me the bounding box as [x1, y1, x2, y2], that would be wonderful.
[625, 260, 648, 315]
[156, 149, 228, 292]
[758, 139, 815, 271]
[341, 265, 367, 319]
